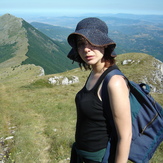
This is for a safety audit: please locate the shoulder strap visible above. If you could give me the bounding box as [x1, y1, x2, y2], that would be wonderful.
[96, 65, 120, 86]
[103, 69, 124, 86]
[102, 69, 125, 99]
[88, 65, 120, 92]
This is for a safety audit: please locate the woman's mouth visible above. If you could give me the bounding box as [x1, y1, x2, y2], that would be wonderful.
[85, 56, 94, 60]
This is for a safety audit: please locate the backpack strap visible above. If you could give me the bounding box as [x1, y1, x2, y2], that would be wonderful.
[103, 69, 124, 86]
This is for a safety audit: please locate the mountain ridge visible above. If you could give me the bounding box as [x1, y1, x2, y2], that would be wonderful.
[0, 14, 77, 75]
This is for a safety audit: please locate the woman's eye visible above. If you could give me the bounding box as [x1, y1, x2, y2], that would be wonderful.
[77, 42, 85, 49]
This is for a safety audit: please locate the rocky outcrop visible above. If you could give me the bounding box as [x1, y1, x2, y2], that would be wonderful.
[149, 59, 163, 93]
[121, 58, 163, 93]
[48, 75, 79, 85]
[121, 59, 140, 65]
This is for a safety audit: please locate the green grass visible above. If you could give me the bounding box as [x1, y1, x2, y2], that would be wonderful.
[0, 68, 86, 162]
[0, 53, 163, 163]
[0, 43, 16, 64]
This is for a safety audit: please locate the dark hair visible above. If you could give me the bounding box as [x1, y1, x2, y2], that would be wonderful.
[103, 47, 116, 67]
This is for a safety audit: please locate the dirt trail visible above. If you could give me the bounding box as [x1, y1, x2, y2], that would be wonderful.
[0, 83, 51, 162]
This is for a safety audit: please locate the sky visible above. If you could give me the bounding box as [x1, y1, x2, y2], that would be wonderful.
[0, 0, 163, 17]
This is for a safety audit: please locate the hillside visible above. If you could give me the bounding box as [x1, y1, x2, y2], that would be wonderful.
[116, 53, 163, 93]
[0, 14, 77, 75]
[0, 52, 162, 163]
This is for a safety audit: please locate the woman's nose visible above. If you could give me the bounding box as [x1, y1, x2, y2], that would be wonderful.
[84, 43, 92, 52]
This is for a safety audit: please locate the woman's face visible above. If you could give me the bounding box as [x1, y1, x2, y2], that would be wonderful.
[76, 36, 105, 66]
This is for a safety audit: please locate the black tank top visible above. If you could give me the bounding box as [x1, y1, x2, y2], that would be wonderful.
[75, 67, 115, 152]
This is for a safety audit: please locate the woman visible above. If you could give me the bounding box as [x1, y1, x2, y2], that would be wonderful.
[67, 17, 132, 163]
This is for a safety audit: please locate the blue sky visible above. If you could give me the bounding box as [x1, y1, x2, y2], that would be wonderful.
[0, 0, 163, 17]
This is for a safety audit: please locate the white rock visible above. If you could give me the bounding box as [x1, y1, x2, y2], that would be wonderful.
[48, 78, 57, 84]
[5, 136, 14, 140]
[48, 75, 79, 85]
[62, 77, 69, 85]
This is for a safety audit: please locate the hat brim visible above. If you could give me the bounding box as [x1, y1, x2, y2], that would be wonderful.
[67, 28, 117, 62]
[67, 48, 80, 62]
[68, 29, 115, 47]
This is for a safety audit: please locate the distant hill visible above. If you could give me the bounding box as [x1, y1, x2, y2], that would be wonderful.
[30, 15, 163, 62]
[30, 22, 74, 41]
[0, 14, 77, 75]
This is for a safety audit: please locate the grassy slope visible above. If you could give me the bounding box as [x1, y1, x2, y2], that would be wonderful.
[21, 20, 77, 75]
[0, 43, 17, 64]
[0, 53, 162, 163]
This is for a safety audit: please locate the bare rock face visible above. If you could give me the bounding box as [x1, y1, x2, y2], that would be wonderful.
[121, 56, 163, 93]
[151, 59, 163, 93]
[140, 59, 163, 93]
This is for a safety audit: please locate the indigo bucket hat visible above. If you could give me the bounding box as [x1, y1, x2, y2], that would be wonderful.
[67, 17, 116, 62]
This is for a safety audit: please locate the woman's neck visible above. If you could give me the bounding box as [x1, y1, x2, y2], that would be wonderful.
[91, 62, 111, 74]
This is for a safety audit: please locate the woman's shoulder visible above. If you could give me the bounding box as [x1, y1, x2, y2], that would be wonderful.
[107, 75, 128, 92]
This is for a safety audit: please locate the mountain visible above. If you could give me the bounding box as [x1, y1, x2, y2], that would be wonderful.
[30, 15, 163, 62]
[0, 14, 77, 75]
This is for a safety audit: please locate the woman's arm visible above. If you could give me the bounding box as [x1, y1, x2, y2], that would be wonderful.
[108, 75, 132, 163]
